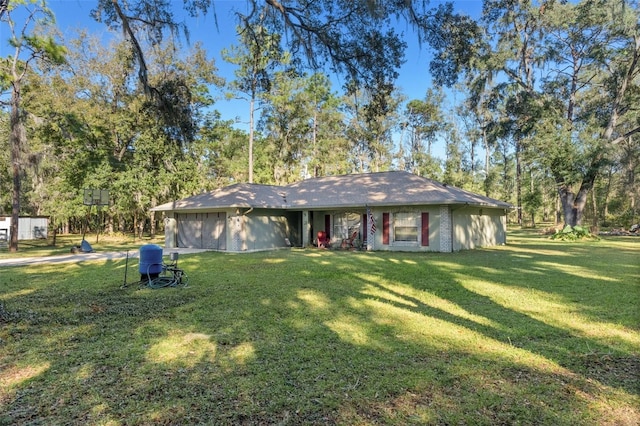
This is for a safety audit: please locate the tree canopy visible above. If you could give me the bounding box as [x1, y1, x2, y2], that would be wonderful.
[0, 0, 638, 240]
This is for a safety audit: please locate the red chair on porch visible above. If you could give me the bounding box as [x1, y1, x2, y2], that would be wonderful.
[317, 231, 329, 248]
[341, 230, 358, 248]
[346, 230, 358, 247]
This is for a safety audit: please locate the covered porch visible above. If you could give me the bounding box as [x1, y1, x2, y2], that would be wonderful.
[300, 209, 371, 250]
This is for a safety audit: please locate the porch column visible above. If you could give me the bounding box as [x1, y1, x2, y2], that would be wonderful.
[302, 210, 310, 247]
[366, 208, 375, 251]
[439, 206, 452, 252]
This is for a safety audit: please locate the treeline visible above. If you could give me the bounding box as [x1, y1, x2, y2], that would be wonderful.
[0, 0, 638, 245]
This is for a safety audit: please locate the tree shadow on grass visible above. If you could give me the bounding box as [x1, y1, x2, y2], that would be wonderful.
[346, 235, 639, 396]
[0, 245, 638, 425]
[451, 237, 640, 330]
[363, 276, 639, 397]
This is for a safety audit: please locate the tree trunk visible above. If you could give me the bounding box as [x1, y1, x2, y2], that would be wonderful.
[9, 84, 24, 252]
[133, 214, 138, 241]
[249, 95, 255, 183]
[515, 138, 523, 225]
[150, 210, 156, 238]
[591, 187, 598, 233]
[312, 108, 318, 177]
[558, 182, 591, 227]
[558, 186, 577, 226]
[483, 127, 490, 197]
[602, 166, 613, 226]
[470, 137, 475, 174]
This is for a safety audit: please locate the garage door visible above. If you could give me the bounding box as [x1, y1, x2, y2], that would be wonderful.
[177, 213, 226, 249]
[202, 212, 226, 250]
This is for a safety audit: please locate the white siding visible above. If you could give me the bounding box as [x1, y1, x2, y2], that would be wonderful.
[0, 217, 48, 241]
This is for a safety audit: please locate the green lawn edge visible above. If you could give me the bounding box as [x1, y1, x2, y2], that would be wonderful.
[1, 230, 638, 425]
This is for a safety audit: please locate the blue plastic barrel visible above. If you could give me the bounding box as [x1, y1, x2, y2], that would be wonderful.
[139, 244, 163, 279]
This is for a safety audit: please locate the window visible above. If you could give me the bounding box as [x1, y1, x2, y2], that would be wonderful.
[333, 212, 361, 240]
[393, 212, 418, 242]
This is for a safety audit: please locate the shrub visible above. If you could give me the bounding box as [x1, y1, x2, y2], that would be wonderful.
[550, 224, 600, 241]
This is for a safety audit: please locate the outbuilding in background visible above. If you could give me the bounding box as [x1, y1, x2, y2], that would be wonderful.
[0, 216, 49, 242]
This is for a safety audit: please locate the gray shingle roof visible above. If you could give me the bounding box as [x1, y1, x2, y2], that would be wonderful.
[285, 171, 511, 208]
[152, 171, 512, 212]
[152, 183, 287, 212]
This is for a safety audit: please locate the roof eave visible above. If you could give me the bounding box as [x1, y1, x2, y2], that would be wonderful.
[152, 203, 288, 212]
[153, 200, 512, 212]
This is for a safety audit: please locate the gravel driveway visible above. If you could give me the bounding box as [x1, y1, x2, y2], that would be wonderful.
[0, 247, 212, 267]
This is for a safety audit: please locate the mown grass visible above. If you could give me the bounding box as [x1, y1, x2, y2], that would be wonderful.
[0, 234, 163, 259]
[1, 229, 638, 425]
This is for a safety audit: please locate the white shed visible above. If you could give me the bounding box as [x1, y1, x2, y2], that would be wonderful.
[0, 216, 49, 241]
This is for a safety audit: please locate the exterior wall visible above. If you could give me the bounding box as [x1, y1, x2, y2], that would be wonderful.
[369, 207, 442, 252]
[283, 211, 302, 247]
[0, 216, 49, 241]
[369, 206, 506, 252]
[164, 214, 177, 248]
[229, 212, 244, 251]
[163, 205, 507, 253]
[452, 206, 507, 251]
[231, 209, 292, 252]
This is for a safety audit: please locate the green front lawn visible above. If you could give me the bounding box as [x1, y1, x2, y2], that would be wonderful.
[0, 234, 163, 259]
[1, 230, 638, 425]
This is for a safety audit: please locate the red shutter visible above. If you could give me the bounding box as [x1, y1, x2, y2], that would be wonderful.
[362, 213, 368, 243]
[382, 213, 390, 245]
[324, 214, 331, 239]
[421, 212, 429, 246]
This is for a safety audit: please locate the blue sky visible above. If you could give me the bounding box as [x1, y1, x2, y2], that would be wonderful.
[40, 1, 483, 158]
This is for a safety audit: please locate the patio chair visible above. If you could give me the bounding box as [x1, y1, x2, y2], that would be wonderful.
[342, 230, 359, 248]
